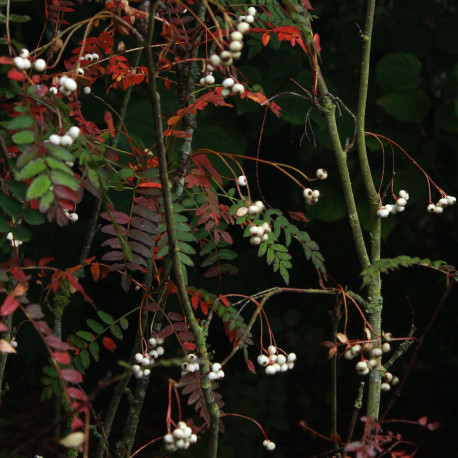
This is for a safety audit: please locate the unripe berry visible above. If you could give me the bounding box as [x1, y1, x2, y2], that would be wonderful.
[268, 345, 277, 355]
[257, 354, 269, 366]
[231, 31, 243, 42]
[316, 168, 328, 180]
[33, 58, 46, 72]
[381, 382, 391, 392]
[209, 54, 221, 66]
[237, 22, 250, 33]
[232, 83, 245, 95]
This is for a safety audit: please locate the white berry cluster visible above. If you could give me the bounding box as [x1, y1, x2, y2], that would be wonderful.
[249, 222, 271, 245]
[163, 421, 198, 452]
[63, 209, 79, 222]
[6, 232, 23, 248]
[13, 49, 47, 72]
[79, 53, 100, 62]
[303, 188, 320, 205]
[427, 195, 456, 214]
[220, 76, 245, 98]
[208, 362, 225, 381]
[377, 190, 410, 218]
[48, 126, 80, 148]
[316, 168, 328, 180]
[132, 336, 165, 379]
[181, 353, 200, 375]
[257, 346, 296, 375]
[57, 75, 78, 97]
[248, 200, 265, 216]
[262, 439, 276, 451]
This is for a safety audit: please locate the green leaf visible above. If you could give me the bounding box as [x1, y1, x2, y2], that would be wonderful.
[376, 89, 431, 123]
[7, 115, 33, 130]
[6, 180, 27, 200]
[26, 174, 52, 199]
[375, 52, 422, 92]
[43, 365, 59, 377]
[119, 167, 136, 179]
[23, 209, 45, 225]
[119, 317, 129, 330]
[89, 342, 100, 361]
[70, 335, 87, 349]
[12, 225, 31, 242]
[0, 214, 9, 232]
[219, 249, 237, 260]
[12, 130, 35, 144]
[110, 324, 123, 340]
[73, 355, 86, 375]
[19, 158, 46, 179]
[273, 243, 288, 252]
[266, 247, 275, 264]
[45, 156, 74, 174]
[97, 311, 114, 325]
[76, 330, 94, 342]
[178, 241, 196, 255]
[258, 242, 268, 257]
[80, 349, 91, 369]
[46, 144, 74, 162]
[39, 191, 54, 211]
[9, 13, 31, 23]
[50, 169, 80, 190]
[176, 230, 195, 242]
[279, 265, 289, 285]
[41, 377, 54, 386]
[86, 319, 105, 334]
[179, 252, 195, 267]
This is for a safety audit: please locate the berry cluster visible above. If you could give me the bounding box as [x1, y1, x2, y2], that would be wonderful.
[48, 126, 80, 147]
[6, 232, 23, 248]
[248, 200, 265, 216]
[262, 439, 276, 451]
[56, 75, 78, 97]
[316, 168, 328, 180]
[163, 421, 198, 452]
[208, 362, 225, 381]
[79, 53, 100, 62]
[257, 346, 296, 375]
[131, 336, 165, 379]
[427, 195, 456, 214]
[249, 222, 271, 246]
[13, 49, 46, 72]
[377, 190, 410, 218]
[303, 188, 320, 205]
[181, 353, 200, 375]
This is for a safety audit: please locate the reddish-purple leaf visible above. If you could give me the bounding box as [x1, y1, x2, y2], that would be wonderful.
[167, 312, 184, 321]
[132, 205, 160, 222]
[128, 241, 152, 259]
[130, 216, 157, 233]
[101, 237, 122, 249]
[246, 359, 256, 374]
[183, 342, 196, 350]
[158, 325, 175, 338]
[46, 334, 73, 350]
[1, 295, 20, 317]
[25, 304, 45, 319]
[173, 322, 188, 332]
[61, 368, 83, 383]
[188, 390, 201, 406]
[54, 185, 80, 201]
[427, 421, 441, 431]
[102, 251, 125, 262]
[100, 211, 130, 224]
[128, 229, 155, 247]
[53, 351, 71, 364]
[100, 224, 127, 236]
[0, 322, 9, 332]
[36, 320, 52, 336]
[67, 387, 87, 401]
[103, 337, 117, 351]
[178, 331, 194, 341]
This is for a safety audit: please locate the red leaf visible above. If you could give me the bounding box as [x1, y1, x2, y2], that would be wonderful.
[314, 33, 321, 52]
[71, 416, 84, 430]
[167, 312, 184, 321]
[218, 295, 230, 307]
[90, 263, 100, 282]
[61, 368, 83, 384]
[183, 342, 196, 350]
[46, 334, 73, 351]
[7, 68, 26, 81]
[67, 387, 87, 401]
[39, 257, 55, 266]
[246, 358, 256, 374]
[102, 337, 117, 352]
[191, 295, 199, 311]
[137, 181, 162, 188]
[158, 324, 175, 338]
[1, 295, 20, 317]
[262, 33, 271, 47]
[100, 211, 130, 224]
[10, 267, 26, 283]
[418, 416, 428, 426]
[104, 110, 116, 137]
[427, 421, 441, 431]
[0, 322, 9, 332]
[53, 351, 71, 364]
[172, 130, 193, 139]
[288, 211, 309, 222]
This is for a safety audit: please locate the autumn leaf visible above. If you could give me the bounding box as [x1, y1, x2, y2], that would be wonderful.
[102, 336, 117, 351]
[0, 339, 17, 353]
[1, 295, 20, 317]
[61, 368, 83, 383]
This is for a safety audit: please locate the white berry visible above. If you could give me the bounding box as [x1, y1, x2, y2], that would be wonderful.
[247, 7, 257, 16]
[437, 198, 448, 207]
[33, 58, 47, 72]
[232, 83, 245, 95]
[91, 53, 100, 61]
[63, 78, 77, 92]
[434, 206, 443, 214]
[204, 74, 215, 85]
[49, 87, 58, 94]
[427, 204, 436, 213]
[245, 14, 255, 24]
[221, 88, 231, 97]
[83, 86, 91, 94]
[382, 342, 391, 353]
[60, 134, 73, 147]
[237, 22, 250, 33]
[316, 168, 328, 180]
[446, 195, 456, 205]
[49, 134, 61, 145]
[265, 365, 276, 375]
[209, 54, 221, 66]
[237, 175, 247, 186]
[268, 345, 277, 355]
[381, 382, 391, 392]
[19, 48, 29, 58]
[134, 353, 143, 363]
[257, 354, 269, 366]
[250, 236, 261, 245]
[229, 40, 243, 52]
[276, 354, 286, 365]
[396, 198, 407, 207]
[372, 347, 383, 357]
[231, 31, 244, 42]
[13, 57, 26, 70]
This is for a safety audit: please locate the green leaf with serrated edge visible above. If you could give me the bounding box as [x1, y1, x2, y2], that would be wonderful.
[43, 365, 58, 377]
[258, 242, 268, 257]
[73, 355, 86, 375]
[202, 253, 218, 267]
[12, 130, 35, 144]
[0, 194, 23, 217]
[284, 229, 292, 247]
[50, 169, 80, 190]
[70, 335, 86, 349]
[39, 190, 54, 211]
[41, 377, 54, 386]
[266, 247, 274, 264]
[45, 156, 74, 175]
[19, 158, 47, 180]
[7, 115, 33, 130]
[273, 243, 288, 252]
[277, 251, 292, 261]
[219, 249, 237, 260]
[26, 174, 52, 199]
[119, 317, 129, 330]
[97, 310, 114, 325]
[6, 180, 27, 200]
[0, 214, 9, 232]
[156, 244, 169, 258]
[281, 260, 293, 269]
[9, 14, 31, 22]
[179, 242, 196, 254]
[179, 252, 194, 267]
[80, 349, 91, 369]
[12, 225, 31, 241]
[86, 319, 104, 334]
[89, 342, 100, 361]
[174, 214, 189, 223]
[76, 330, 94, 342]
[23, 209, 45, 225]
[181, 263, 188, 286]
[272, 256, 280, 272]
[176, 230, 195, 242]
[200, 240, 215, 256]
[110, 324, 123, 340]
[280, 266, 290, 285]
[41, 386, 53, 402]
[119, 168, 136, 179]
